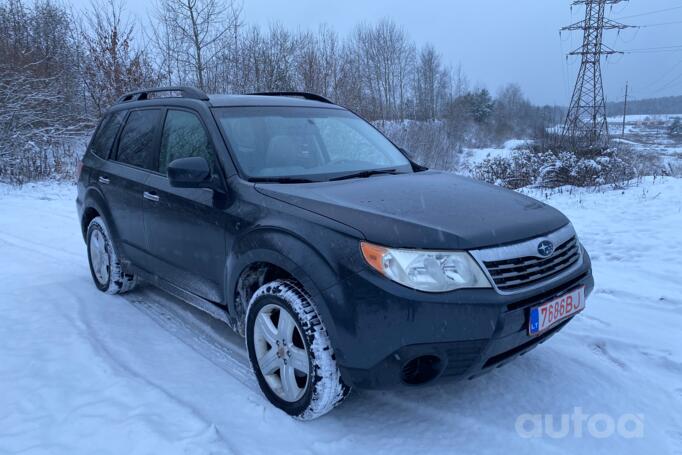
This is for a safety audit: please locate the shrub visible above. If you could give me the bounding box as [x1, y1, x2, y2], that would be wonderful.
[470, 146, 639, 189]
[375, 120, 460, 170]
[0, 139, 83, 185]
[669, 117, 682, 138]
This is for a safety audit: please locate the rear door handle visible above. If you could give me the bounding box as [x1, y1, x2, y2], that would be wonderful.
[143, 191, 160, 202]
[98, 176, 110, 185]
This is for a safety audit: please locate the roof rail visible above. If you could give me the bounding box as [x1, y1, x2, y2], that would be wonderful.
[248, 91, 334, 104]
[116, 86, 209, 104]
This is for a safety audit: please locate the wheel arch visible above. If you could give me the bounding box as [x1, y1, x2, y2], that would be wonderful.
[81, 187, 119, 242]
[226, 228, 342, 343]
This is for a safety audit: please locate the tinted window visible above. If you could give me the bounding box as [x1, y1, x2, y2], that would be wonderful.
[159, 110, 215, 175]
[214, 107, 411, 179]
[116, 109, 161, 170]
[316, 119, 391, 164]
[90, 111, 125, 158]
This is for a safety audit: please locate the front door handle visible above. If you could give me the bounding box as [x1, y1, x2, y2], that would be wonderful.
[98, 176, 110, 185]
[143, 191, 160, 202]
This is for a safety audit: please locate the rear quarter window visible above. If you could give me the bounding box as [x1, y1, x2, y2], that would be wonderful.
[89, 111, 125, 159]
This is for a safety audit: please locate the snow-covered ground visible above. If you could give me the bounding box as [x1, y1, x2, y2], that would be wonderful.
[606, 113, 681, 125]
[464, 139, 528, 165]
[609, 114, 682, 159]
[1, 178, 682, 454]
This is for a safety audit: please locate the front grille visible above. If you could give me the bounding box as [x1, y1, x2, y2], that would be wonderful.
[505, 271, 588, 312]
[483, 236, 581, 292]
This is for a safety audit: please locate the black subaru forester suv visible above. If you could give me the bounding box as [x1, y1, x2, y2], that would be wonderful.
[76, 87, 593, 420]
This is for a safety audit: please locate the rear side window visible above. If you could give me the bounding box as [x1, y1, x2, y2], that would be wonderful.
[90, 111, 125, 159]
[115, 109, 161, 170]
[159, 110, 215, 175]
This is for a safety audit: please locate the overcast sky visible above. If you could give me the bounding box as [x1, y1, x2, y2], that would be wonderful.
[74, 0, 682, 105]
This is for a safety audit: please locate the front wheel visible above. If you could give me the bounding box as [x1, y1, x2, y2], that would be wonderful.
[246, 280, 350, 420]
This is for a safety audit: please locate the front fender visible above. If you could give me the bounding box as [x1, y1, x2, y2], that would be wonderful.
[225, 226, 363, 350]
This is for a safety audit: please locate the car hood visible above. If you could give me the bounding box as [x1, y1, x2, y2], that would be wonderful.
[255, 171, 569, 250]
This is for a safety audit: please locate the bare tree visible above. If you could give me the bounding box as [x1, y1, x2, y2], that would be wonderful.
[151, 0, 241, 91]
[79, 0, 159, 115]
[294, 25, 344, 100]
[231, 23, 299, 93]
[350, 19, 415, 120]
[0, 0, 87, 183]
[147, 2, 179, 87]
[414, 44, 449, 121]
[2, 2, 558, 182]
[491, 83, 537, 142]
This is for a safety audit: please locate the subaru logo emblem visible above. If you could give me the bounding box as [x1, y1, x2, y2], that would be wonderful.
[537, 240, 554, 258]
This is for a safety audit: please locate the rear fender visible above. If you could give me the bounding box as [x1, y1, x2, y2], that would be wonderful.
[81, 186, 122, 250]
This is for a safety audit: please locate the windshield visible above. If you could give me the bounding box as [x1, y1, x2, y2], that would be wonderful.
[213, 107, 412, 181]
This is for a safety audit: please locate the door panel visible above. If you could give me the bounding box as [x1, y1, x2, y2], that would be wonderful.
[97, 108, 162, 265]
[97, 161, 150, 265]
[143, 108, 228, 302]
[143, 175, 227, 302]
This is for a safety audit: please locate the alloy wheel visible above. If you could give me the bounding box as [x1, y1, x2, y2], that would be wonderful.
[89, 229, 110, 285]
[252, 303, 310, 402]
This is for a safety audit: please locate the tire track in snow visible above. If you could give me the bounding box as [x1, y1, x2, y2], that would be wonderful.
[69, 294, 242, 454]
[0, 231, 84, 262]
[123, 286, 258, 393]
[590, 341, 629, 370]
[1, 207, 261, 397]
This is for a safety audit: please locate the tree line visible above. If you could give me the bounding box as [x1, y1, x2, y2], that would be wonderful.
[0, 0, 557, 182]
[606, 95, 682, 117]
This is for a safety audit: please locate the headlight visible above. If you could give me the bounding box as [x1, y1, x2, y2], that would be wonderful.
[360, 242, 491, 292]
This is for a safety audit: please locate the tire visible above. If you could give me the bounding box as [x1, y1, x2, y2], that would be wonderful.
[246, 280, 350, 420]
[86, 216, 137, 295]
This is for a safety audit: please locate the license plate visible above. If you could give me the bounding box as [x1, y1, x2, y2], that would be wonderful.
[529, 286, 585, 336]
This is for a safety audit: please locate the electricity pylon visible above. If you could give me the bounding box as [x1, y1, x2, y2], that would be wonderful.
[561, 0, 631, 151]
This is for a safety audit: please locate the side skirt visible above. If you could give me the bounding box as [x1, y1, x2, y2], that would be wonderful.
[132, 267, 240, 334]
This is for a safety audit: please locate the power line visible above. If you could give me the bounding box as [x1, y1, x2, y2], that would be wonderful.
[639, 20, 682, 28]
[614, 4, 682, 20]
[622, 45, 682, 54]
[647, 59, 682, 91]
[651, 71, 682, 94]
[623, 45, 682, 50]
[625, 50, 682, 54]
[558, 31, 572, 101]
[627, 59, 682, 100]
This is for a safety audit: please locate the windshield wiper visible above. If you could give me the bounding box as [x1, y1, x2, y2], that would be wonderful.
[329, 169, 400, 181]
[248, 176, 316, 184]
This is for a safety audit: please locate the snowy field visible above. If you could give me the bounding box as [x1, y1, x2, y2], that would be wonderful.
[1, 177, 682, 454]
[463, 114, 682, 171]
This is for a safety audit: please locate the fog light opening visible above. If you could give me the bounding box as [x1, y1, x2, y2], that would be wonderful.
[400, 355, 443, 385]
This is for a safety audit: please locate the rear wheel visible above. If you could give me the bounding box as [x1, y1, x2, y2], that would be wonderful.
[246, 280, 350, 420]
[86, 216, 136, 294]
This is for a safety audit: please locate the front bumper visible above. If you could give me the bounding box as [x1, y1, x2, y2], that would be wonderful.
[322, 250, 594, 389]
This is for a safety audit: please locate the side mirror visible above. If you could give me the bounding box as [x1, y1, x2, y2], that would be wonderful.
[168, 157, 211, 188]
